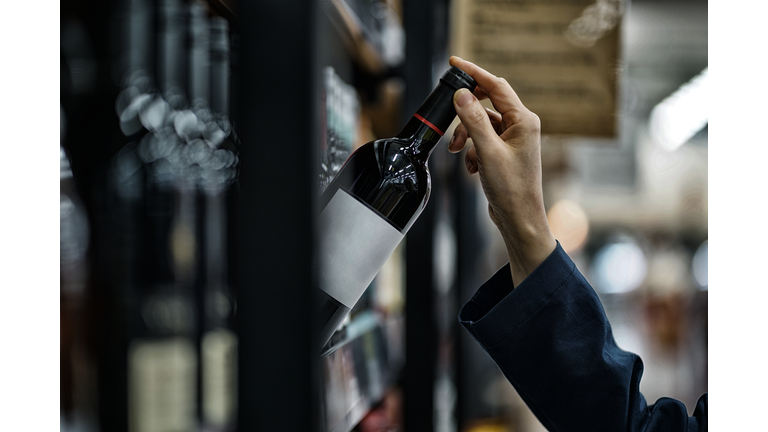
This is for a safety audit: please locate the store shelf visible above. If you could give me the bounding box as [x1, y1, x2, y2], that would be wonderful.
[320, 311, 404, 432]
[61, 0, 445, 431]
[321, 0, 404, 74]
[207, 0, 237, 25]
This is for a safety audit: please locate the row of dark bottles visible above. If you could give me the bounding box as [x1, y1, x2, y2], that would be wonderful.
[319, 66, 360, 193]
[60, 1, 238, 431]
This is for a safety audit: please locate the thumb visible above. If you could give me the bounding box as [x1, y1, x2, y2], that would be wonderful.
[453, 88, 498, 148]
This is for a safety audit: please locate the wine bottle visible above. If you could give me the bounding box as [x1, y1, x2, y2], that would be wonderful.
[199, 16, 239, 432]
[317, 66, 477, 349]
[106, 2, 201, 431]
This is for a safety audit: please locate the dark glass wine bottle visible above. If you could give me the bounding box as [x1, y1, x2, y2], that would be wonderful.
[199, 15, 239, 432]
[318, 66, 477, 349]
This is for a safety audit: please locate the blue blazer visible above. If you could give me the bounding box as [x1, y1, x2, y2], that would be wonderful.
[458, 242, 707, 431]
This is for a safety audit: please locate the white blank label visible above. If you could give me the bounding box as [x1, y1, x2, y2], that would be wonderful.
[320, 189, 404, 308]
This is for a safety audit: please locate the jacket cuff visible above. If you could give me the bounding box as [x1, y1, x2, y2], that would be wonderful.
[458, 241, 577, 348]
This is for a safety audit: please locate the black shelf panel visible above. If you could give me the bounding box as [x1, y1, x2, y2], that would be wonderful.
[235, 1, 322, 431]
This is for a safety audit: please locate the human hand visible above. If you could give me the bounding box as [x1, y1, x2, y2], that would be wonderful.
[448, 56, 556, 287]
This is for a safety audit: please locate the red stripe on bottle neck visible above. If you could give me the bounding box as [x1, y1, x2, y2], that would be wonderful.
[413, 113, 445, 136]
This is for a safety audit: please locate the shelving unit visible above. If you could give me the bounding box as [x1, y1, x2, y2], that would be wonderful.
[235, 1, 463, 431]
[235, 0, 414, 431]
[234, 0, 320, 430]
[61, 0, 464, 431]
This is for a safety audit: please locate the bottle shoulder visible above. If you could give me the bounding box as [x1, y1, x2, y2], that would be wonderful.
[353, 137, 430, 172]
[321, 137, 432, 232]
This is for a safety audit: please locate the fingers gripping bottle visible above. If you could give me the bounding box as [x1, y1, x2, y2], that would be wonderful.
[318, 67, 477, 349]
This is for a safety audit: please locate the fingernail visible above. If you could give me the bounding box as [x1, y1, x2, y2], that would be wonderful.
[455, 89, 473, 108]
[449, 135, 455, 145]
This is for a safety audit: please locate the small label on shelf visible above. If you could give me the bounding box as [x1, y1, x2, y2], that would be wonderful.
[202, 329, 238, 427]
[128, 337, 197, 432]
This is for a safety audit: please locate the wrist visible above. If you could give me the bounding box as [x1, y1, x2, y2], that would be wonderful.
[494, 208, 556, 288]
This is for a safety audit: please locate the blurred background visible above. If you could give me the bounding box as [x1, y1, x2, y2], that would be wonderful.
[58, 0, 707, 431]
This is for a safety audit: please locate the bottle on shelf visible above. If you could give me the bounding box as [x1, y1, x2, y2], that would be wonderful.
[60, 129, 96, 432]
[101, 1, 238, 431]
[198, 15, 239, 432]
[320, 66, 360, 193]
[317, 66, 477, 349]
[103, 1, 199, 431]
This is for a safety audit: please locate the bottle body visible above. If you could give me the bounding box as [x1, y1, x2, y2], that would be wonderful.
[317, 66, 477, 350]
[318, 137, 432, 347]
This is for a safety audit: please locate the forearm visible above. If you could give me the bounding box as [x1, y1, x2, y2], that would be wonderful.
[491, 186, 556, 289]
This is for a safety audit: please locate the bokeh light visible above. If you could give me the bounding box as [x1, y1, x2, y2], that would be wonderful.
[650, 68, 708, 152]
[547, 199, 590, 254]
[644, 245, 691, 295]
[591, 240, 648, 294]
[692, 240, 708, 290]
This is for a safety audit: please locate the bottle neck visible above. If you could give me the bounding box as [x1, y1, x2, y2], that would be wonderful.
[396, 83, 458, 160]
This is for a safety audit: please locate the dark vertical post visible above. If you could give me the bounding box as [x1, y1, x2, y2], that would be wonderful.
[236, 0, 320, 430]
[403, 0, 438, 430]
[454, 161, 473, 430]
[456, 156, 490, 428]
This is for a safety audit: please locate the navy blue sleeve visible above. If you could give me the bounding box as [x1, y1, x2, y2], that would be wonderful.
[458, 242, 707, 432]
